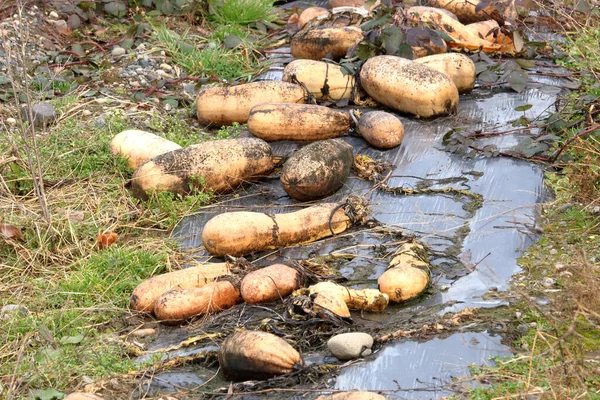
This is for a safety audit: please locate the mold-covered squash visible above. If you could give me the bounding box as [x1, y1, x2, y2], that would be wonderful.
[281, 139, 353, 201]
[309, 282, 389, 312]
[202, 203, 352, 256]
[110, 130, 182, 170]
[241, 264, 303, 304]
[298, 7, 329, 28]
[196, 81, 306, 125]
[131, 262, 231, 313]
[219, 330, 304, 380]
[282, 60, 355, 100]
[248, 103, 351, 142]
[130, 138, 273, 200]
[291, 26, 363, 61]
[415, 53, 476, 93]
[357, 111, 404, 149]
[154, 280, 241, 321]
[360, 55, 459, 118]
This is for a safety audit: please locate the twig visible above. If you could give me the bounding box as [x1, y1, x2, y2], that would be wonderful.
[550, 123, 600, 163]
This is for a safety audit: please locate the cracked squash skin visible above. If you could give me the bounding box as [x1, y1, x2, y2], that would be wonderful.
[202, 203, 351, 256]
[130, 137, 273, 200]
[360, 55, 459, 118]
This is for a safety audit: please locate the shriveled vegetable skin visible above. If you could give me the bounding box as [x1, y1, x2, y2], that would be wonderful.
[202, 203, 352, 256]
[248, 103, 351, 142]
[282, 60, 355, 100]
[298, 7, 329, 29]
[415, 53, 476, 93]
[357, 111, 404, 149]
[154, 280, 242, 321]
[360, 55, 459, 118]
[281, 139, 353, 201]
[218, 330, 304, 380]
[241, 264, 303, 304]
[110, 129, 182, 170]
[130, 138, 273, 199]
[130, 262, 231, 313]
[291, 26, 363, 61]
[312, 291, 351, 319]
[429, 0, 517, 23]
[196, 81, 306, 125]
[309, 282, 389, 312]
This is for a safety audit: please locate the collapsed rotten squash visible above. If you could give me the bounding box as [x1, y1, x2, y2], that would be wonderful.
[282, 59, 355, 101]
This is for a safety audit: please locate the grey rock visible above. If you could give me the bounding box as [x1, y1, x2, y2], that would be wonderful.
[112, 46, 126, 57]
[94, 117, 106, 128]
[327, 332, 373, 361]
[549, 248, 558, 255]
[24, 102, 56, 128]
[184, 84, 197, 95]
[67, 14, 81, 30]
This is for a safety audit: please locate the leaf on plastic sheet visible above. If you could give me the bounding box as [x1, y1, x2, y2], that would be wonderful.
[475, 0, 492, 13]
[223, 35, 242, 49]
[522, 142, 549, 157]
[507, 69, 528, 93]
[29, 388, 65, 400]
[382, 26, 403, 55]
[514, 104, 533, 112]
[474, 61, 489, 74]
[132, 91, 146, 102]
[482, 144, 498, 157]
[164, 97, 179, 108]
[536, 134, 560, 142]
[442, 127, 464, 144]
[254, 21, 267, 33]
[478, 69, 498, 83]
[59, 334, 84, 345]
[515, 59, 534, 70]
[161, 0, 175, 14]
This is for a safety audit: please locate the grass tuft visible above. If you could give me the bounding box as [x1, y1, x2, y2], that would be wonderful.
[208, 0, 277, 25]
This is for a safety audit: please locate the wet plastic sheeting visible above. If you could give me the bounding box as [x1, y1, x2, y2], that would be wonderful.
[335, 331, 512, 398]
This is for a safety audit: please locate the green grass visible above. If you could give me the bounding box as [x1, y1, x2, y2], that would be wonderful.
[208, 0, 276, 25]
[153, 24, 264, 81]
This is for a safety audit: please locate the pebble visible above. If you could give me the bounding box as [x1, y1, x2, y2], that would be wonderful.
[67, 14, 81, 30]
[549, 249, 558, 255]
[82, 110, 92, 117]
[24, 102, 57, 128]
[541, 277, 556, 287]
[327, 332, 373, 361]
[6, 117, 17, 126]
[48, 11, 59, 19]
[160, 63, 173, 72]
[111, 46, 126, 57]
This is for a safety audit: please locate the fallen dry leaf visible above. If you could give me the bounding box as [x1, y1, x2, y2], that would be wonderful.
[0, 224, 23, 241]
[97, 231, 118, 249]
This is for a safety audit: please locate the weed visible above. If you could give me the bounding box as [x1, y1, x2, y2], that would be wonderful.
[215, 121, 244, 140]
[208, 0, 277, 25]
[153, 24, 264, 81]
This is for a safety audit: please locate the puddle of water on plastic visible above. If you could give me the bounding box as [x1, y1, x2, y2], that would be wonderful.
[141, 63, 571, 396]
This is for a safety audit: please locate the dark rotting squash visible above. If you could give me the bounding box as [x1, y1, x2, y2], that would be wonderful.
[281, 139, 354, 201]
[218, 330, 304, 380]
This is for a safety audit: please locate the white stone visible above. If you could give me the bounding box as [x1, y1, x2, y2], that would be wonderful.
[6, 117, 17, 126]
[112, 46, 126, 57]
[49, 11, 59, 19]
[327, 332, 373, 361]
